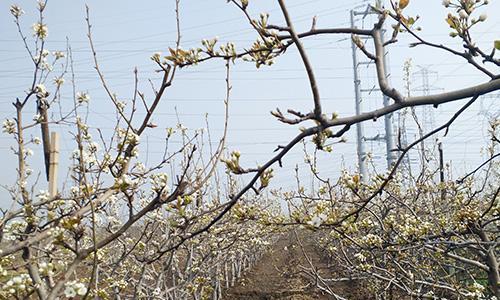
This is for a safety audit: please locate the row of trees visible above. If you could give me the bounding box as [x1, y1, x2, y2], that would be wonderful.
[1, 0, 498, 299]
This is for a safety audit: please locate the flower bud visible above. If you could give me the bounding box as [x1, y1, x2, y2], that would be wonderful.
[458, 9, 468, 19]
[10, 5, 24, 17]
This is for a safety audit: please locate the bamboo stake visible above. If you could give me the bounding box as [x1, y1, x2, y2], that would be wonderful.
[48, 132, 59, 197]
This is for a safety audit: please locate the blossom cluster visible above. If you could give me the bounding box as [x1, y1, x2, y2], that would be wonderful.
[64, 280, 87, 298]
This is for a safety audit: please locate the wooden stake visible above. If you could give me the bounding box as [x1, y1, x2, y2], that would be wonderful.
[48, 132, 60, 198]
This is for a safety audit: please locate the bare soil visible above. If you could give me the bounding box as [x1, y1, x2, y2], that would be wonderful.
[224, 231, 371, 300]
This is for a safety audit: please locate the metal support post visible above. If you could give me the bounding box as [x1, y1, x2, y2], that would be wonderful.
[350, 9, 368, 182]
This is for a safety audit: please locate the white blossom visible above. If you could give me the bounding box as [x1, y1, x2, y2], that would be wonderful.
[53, 51, 65, 59]
[354, 252, 367, 262]
[64, 286, 76, 298]
[24, 148, 34, 156]
[459, 9, 469, 19]
[151, 173, 169, 192]
[64, 280, 87, 298]
[75, 283, 87, 296]
[116, 100, 126, 111]
[76, 91, 90, 104]
[37, 0, 46, 11]
[33, 114, 43, 122]
[2, 119, 16, 134]
[87, 142, 99, 153]
[151, 52, 162, 62]
[32, 22, 48, 39]
[10, 5, 24, 17]
[53, 77, 65, 86]
[308, 213, 327, 228]
[35, 84, 48, 98]
[37, 190, 50, 201]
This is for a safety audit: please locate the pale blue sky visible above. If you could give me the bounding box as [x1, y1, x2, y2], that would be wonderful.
[0, 0, 498, 205]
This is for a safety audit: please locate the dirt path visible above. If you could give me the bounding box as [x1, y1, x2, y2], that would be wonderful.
[224, 231, 367, 300]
